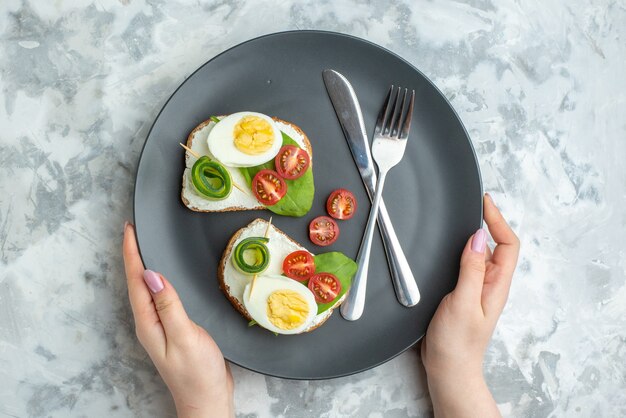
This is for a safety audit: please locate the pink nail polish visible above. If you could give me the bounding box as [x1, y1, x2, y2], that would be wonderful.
[143, 270, 164, 293]
[471, 229, 487, 253]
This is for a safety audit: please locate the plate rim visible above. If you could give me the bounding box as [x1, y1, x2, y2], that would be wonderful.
[133, 30, 483, 380]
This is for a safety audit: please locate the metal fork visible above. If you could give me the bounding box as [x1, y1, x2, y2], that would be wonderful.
[341, 86, 415, 321]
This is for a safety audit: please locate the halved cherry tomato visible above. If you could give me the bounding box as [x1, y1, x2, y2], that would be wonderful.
[252, 169, 287, 205]
[308, 273, 341, 304]
[308, 216, 340, 246]
[275, 145, 310, 180]
[326, 188, 357, 220]
[282, 250, 315, 282]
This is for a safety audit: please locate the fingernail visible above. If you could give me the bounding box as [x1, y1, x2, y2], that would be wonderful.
[485, 192, 495, 206]
[143, 270, 164, 293]
[124, 221, 130, 231]
[471, 229, 487, 253]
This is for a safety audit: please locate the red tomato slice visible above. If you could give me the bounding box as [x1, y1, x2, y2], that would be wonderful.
[282, 250, 315, 282]
[252, 169, 287, 205]
[326, 188, 357, 220]
[275, 145, 310, 180]
[308, 216, 340, 246]
[308, 273, 341, 304]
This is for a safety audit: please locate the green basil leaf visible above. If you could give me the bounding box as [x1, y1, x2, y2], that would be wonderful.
[239, 132, 314, 217]
[310, 252, 357, 315]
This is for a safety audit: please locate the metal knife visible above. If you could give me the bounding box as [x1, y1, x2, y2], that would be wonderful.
[322, 69, 421, 308]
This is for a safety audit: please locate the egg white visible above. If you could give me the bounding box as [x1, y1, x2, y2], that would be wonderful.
[243, 274, 317, 335]
[207, 111, 283, 167]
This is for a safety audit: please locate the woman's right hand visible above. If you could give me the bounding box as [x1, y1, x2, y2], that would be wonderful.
[421, 194, 520, 417]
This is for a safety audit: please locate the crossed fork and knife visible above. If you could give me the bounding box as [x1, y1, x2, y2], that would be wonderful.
[323, 69, 421, 321]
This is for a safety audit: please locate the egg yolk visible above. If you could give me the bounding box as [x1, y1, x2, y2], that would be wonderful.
[266, 290, 310, 330]
[233, 116, 275, 155]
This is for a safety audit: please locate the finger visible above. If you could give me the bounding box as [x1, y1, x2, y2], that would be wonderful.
[143, 270, 195, 346]
[484, 194, 520, 275]
[481, 194, 520, 317]
[481, 264, 513, 318]
[123, 223, 165, 350]
[453, 229, 488, 306]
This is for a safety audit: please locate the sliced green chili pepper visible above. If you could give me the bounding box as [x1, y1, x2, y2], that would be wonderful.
[191, 156, 232, 200]
[232, 237, 270, 275]
[210, 115, 220, 123]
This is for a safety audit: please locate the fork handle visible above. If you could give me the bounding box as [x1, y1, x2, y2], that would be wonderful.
[341, 171, 387, 321]
[377, 201, 421, 307]
[359, 169, 420, 307]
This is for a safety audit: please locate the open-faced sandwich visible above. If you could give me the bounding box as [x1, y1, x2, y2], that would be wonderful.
[219, 218, 357, 334]
[181, 112, 315, 217]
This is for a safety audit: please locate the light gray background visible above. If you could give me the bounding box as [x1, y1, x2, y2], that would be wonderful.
[1, 1, 624, 417]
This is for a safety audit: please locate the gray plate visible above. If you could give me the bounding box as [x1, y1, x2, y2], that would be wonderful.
[134, 31, 482, 380]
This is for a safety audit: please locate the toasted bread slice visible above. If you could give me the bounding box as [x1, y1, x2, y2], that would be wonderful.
[218, 218, 346, 333]
[181, 117, 312, 212]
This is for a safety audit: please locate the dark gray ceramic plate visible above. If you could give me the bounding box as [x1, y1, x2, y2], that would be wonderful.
[134, 31, 482, 380]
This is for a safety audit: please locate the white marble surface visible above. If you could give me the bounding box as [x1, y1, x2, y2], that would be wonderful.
[1, 0, 625, 417]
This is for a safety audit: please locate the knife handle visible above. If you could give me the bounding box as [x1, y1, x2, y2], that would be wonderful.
[377, 200, 421, 307]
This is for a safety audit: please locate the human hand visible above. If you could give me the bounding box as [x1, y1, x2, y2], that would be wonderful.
[421, 194, 520, 418]
[123, 223, 234, 418]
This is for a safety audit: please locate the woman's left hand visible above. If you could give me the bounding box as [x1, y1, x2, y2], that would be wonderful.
[123, 223, 234, 418]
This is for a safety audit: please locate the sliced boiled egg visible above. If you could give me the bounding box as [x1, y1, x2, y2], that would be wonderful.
[243, 274, 317, 334]
[208, 112, 283, 167]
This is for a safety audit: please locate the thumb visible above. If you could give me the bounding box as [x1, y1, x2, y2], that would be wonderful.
[453, 229, 488, 304]
[143, 270, 195, 344]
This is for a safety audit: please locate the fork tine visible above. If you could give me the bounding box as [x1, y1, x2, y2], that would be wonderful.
[393, 88, 409, 138]
[375, 85, 395, 135]
[386, 87, 403, 136]
[399, 90, 415, 139]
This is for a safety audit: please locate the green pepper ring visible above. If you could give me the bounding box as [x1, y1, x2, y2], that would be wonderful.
[191, 156, 232, 200]
[232, 237, 270, 275]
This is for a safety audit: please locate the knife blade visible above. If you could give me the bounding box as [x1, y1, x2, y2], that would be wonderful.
[322, 69, 420, 307]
